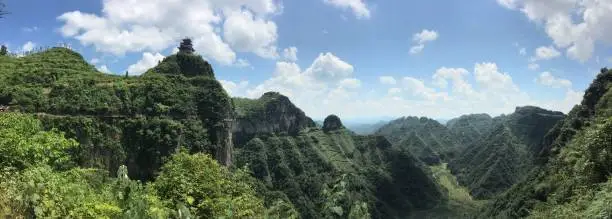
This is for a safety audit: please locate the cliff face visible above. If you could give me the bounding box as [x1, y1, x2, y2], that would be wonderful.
[231, 92, 315, 146]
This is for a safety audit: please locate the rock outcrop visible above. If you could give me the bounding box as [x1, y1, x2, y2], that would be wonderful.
[322, 114, 344, 132]
[232, 92, 315, 146]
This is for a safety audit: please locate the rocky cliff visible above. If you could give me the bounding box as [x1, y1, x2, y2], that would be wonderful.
[232, 92, 316, 147]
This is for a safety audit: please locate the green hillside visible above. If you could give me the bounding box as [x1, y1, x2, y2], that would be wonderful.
[482, 68, 612, 218]
[375, 116, 460, 164]
[0, 46, 234, 181]
[449, 106, 565, 199]
[235, 115, 444, 218]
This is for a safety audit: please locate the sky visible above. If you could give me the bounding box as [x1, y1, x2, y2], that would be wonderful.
[1, 0, 611, 122]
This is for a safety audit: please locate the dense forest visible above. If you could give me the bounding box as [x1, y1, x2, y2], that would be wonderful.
[0, 40, 611, 218]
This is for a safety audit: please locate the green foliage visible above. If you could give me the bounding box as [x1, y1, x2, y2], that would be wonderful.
[376, 116, 460, 164]
[154, 152, 266, 218]
[483, 68, 612, 218]
[0, 45, 7, 56]
[148, 53, 215, 78]
[0, 113, 78, 169]
[0, 165, 170, 218]
[236, 128, 444, 218]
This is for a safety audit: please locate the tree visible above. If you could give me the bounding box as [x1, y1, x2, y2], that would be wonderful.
[153, 152, 266, 218]
[0, 45, 7, 56]
[0, 113, 78, 170]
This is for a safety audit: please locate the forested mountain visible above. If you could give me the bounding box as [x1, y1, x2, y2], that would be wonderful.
[375, 117, 460, 164]
[1, 41, 611, 219]
[235, 114, 443, 218]
[481, 68, 612, 218]
[0, 44, 444, 218]
[449, 106, 565, 199]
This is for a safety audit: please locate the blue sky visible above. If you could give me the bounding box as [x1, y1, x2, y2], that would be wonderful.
[1, 0, 611, 121]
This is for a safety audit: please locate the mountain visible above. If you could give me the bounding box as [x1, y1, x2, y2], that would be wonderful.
[234, 112, 444, 218]
[0, 47, 448, 218]
[344, 120, 389, 135]
[449, 106, 565, 199]
[232, 92, 316, 147]
[482, 68, 612, 218]
[375, 116, 461, 164]
[0, 47, 235, 180]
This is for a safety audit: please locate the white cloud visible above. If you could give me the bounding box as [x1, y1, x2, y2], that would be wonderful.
[97, 65, 111, 74]
[402, 77, 449, 101]
[223, 10, 278, 59]
[22, 41, 36, 52]
[339, 78, 361, 89]
[220, 80, 249, 96]
[531, 46, 561, 61]
[536, 72, 572, 88]
[22, 26, 39, 32]
[57, 0, 280, 65]
[235, 59, 252, 68]
[528, 63, 540, 70]
[282, 47, 298, 62]
[432, 67, 476, 97]
[304, 52, 354, 82]
[413, 29, 439, 44]
[126, 52, 165, 75]
[388, 87, 402, 95]
[323, 0, 371, 19]
[409, 44, 425, 55]
[499, 0, 612, 62]
[379, 76, 397, 85]
[497, 0, 518, 9]
[90, 58, 100, 64]
[474, 62, 519, 92]
[410, 29, 438, 55]
[519, 47, 527, 55]
[222, 57, 578, 120]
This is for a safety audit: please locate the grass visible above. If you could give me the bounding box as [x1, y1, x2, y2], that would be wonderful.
[409, 163, 486, 219]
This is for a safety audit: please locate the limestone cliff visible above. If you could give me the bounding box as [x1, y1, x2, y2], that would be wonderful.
[231, 92, 316, 146]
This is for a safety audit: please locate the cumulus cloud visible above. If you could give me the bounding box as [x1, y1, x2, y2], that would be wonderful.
[22, 26, 39, 32]
[531, 46, 561, 61]
[22, 41, 36, 52]
[126, 52, 165, 75]
[235, 59, 252, 68]
[97, 65, 111, 74]
[535, 72, 572, 88]
[223, 10, 278, 59]
[90, 58, 100, 64]
[282, 47, 298, 62]
[379, 76, 397, 85]
[498, 0, 612, 62]
[519, 47, 527, 56]
[323, 0, 371, 19]
[57, 0, 280, 65]
[220, 80, 250, 96]
[528, 63, 540, 70]
[410, 29, 438, 55]
[222, 57, 580, 120]
[339, 78, 362, 89]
